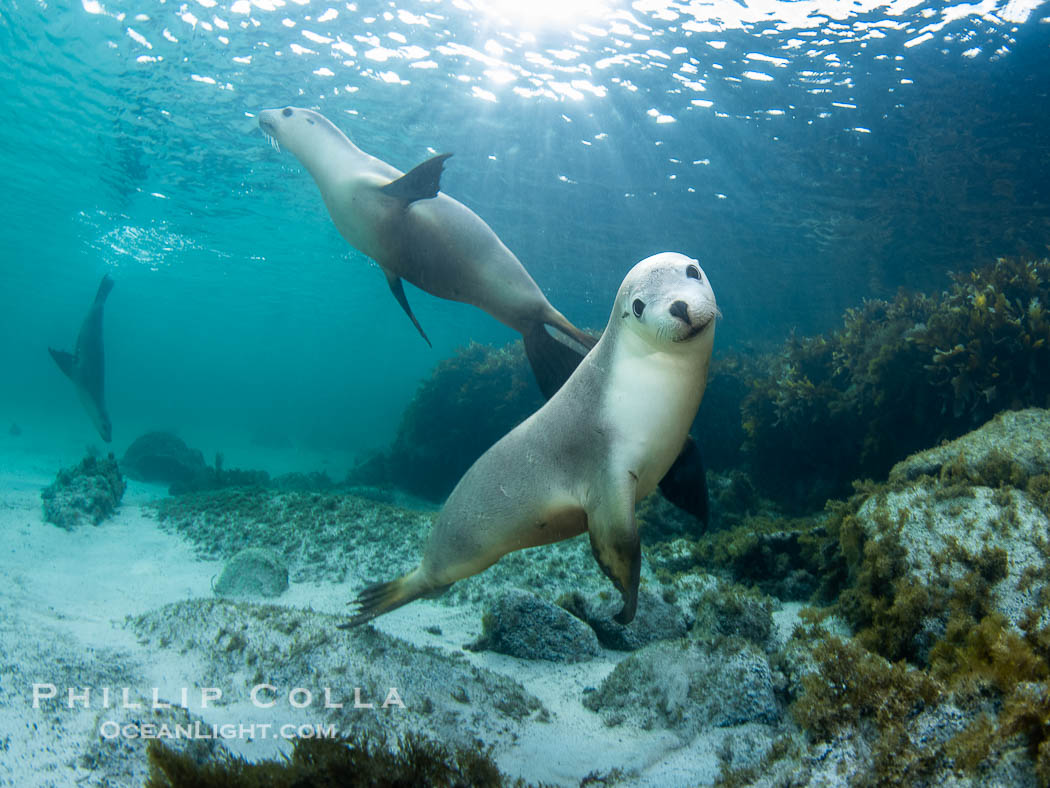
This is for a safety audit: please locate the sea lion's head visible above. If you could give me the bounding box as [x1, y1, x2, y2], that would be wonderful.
[614, 252, 718, 350]
[258, 106, 350, 172]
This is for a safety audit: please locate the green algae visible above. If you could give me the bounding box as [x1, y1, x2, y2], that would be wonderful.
[146, 730, 528, 788]
[791, 634, 940, 743]
[732, 257, 1050, 510]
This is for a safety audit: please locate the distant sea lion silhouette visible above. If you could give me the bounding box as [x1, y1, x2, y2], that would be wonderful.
[341, 252, 717, 628]
[49, 274, 114, 442]
[258, 106, 596, 398]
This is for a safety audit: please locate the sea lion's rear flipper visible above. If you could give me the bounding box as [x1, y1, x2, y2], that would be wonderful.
[523, 322, 589, 399]
[658, 435, 710, 529]
[380, 153, 453, 204]
[48, 348, 76, 380]
[338, 567, 445, 629]
[384, 271, 432, 347]
[95, 273, 115, 305]
[588, 476, 641, 625]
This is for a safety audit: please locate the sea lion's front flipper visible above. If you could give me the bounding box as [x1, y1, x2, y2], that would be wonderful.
[588, 476, 641, 624]
[384, 271, 432, 347]
[48, 348, 76, 380]
[380, 153, 453, 204]
[523, 322, 589, 399]
[658, 435, 710, 529]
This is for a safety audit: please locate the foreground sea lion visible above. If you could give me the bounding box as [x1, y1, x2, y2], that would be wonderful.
[258, 105, 596, 398]
[49, 274, 114, 442]
[341, 252, 717, 628]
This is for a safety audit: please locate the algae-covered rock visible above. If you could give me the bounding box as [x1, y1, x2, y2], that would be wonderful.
[467, 588, 602, 662]
[41, 453, 125, 529]
[129, 598, 544, 750]
[692, 582, 779, 652]
[213, 547, 289, 598]
[559, 588, 691, 651]
[845, 481, 1050, 660]
[582, 638, 779, 734]
[121, 431, 207, 484]
[890, 407, 1050, 484]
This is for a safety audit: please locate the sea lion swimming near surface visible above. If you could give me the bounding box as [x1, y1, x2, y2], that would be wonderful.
[49, 274, 114, 442]
[340, 252, 718, 628]
[258, 105, 596, 398]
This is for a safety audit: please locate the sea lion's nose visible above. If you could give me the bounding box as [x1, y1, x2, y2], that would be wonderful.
[670, 300, 691, 325]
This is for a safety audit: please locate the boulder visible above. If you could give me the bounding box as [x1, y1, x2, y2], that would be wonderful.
[559, 588, 691, 651]
[41, 453, 125, 529]
[213, 547, 289, 598]
[467, 589, 602, 662]
[121, 432, 207, 484]
[582, 638, 779, 734]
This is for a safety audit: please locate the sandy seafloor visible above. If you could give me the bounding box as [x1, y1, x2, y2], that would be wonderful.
[0, 427, 800, 788]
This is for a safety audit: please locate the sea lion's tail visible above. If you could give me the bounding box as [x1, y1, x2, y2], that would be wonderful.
[338, 567, 445, 629]
[523, 320, 598, 400]
[95, 273, 115, 305]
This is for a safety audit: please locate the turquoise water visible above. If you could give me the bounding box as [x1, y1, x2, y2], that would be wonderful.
[1, 0, 1048, 455]
[3, 3, 1050, 786]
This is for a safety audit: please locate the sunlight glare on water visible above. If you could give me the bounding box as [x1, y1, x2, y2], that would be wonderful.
[467, 0, 617, 28]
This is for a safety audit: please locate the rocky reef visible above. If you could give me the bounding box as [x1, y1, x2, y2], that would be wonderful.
[84, 406, 1050, 785]
[41, 452, 125, 528]
[699, 408, 1050, 785]
[735, 256, 1050, 511]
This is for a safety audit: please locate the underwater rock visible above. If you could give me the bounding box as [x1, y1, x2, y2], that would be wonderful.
[582, 638, 779, 735]
[558, 588, 691, 651]
[41, 453, 125, 529]
[692, 582, 779, 653]
[81, 702, 225, 787]
[213, 547, 289, 598]
[129, 598, 544, 750]
[890, 407, 1050, 484]
[846, 481, 1050, 657]
[121, 431, 207, 484]
[8, 422, 21, 436]
[467, 588, 602, 662]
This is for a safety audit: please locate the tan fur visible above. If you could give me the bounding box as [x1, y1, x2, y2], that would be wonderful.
[258, 107, 595, 351]
[341, 252, 717, 628]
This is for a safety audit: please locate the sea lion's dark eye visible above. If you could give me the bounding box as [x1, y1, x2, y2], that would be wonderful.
[686, 265, 701, 280]
[282, 107, 293, 117]
[306, 118, 315, 125]
[632, 298, 646, 318]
